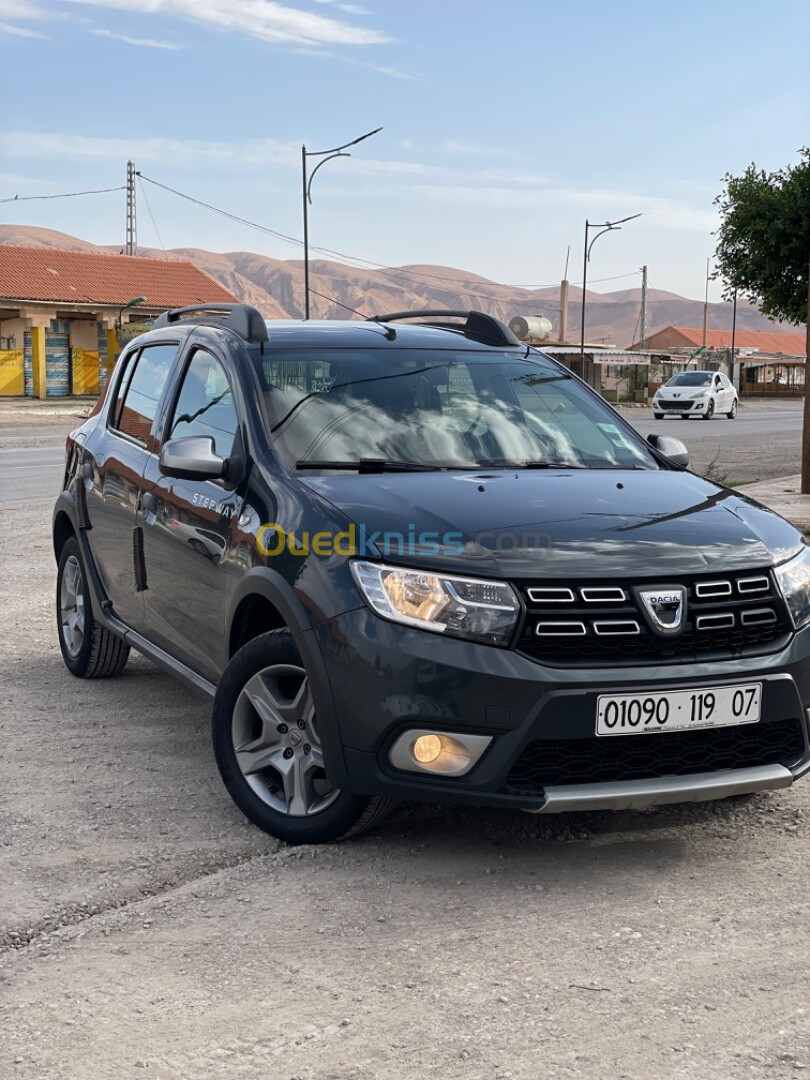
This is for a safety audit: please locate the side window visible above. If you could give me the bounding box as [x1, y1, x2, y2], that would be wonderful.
[115, 343, 178, 446]
[110, 347, 140, 429]
[168, 349, 239, 459]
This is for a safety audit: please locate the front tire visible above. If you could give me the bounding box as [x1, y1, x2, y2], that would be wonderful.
[654, 412, 664, 420]
[56, 536, 130, 678]
[727, 399, 738, 419]
[212, 630, 395, 844]
[703, 399, 715, 421]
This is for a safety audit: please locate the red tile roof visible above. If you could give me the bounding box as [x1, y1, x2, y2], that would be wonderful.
[640, 325, 806, 355]
[0, 245, 238, 308]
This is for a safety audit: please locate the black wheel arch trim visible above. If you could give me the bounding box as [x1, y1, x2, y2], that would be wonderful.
[225, 568, 354, 791]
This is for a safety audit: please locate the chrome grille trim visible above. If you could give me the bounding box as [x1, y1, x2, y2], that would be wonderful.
[740, 608, 778, 627]
[695, 613, 735, 631]
[593, 620, 641, 636]
[694, 580, 733, 598]
[737, 576, 770, 595]
[581, 587, 626, 603]
[526, 587, 575, 603]
[536, 621, 586, 637]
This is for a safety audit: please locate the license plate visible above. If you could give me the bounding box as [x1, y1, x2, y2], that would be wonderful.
[596, 683, 762, 736]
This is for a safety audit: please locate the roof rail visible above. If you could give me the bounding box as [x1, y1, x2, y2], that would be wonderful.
[152, 303, 268, 344]
[366, 309, 521, 347]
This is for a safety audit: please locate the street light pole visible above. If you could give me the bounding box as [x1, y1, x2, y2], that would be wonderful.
[579, 213, 642, 377]
[301, 126, 382, 320]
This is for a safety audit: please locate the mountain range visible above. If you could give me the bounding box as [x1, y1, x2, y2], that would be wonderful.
[0, 224, 802, 349]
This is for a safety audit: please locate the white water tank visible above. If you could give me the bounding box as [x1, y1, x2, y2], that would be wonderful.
[509, 314, 553, 342]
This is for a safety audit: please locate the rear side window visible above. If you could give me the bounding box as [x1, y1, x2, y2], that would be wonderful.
[168, 349, 239, 458]
[115, 344, 178, 446]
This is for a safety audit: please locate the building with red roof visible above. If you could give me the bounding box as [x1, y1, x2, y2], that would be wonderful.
[631, 324, 806, 357]
[0, 245, 239, 398]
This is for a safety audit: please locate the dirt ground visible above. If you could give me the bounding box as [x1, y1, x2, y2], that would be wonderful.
[1, 407, 809, 1079]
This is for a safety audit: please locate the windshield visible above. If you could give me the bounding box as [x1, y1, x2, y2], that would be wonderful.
[251, 349, 659, 471]
[667, 372, 712, 387]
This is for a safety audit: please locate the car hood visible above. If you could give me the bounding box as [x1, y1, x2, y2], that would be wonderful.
[299, 468, 803, 578]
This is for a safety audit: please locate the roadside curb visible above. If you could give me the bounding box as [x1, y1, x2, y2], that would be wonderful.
[741, 474, 810, 535]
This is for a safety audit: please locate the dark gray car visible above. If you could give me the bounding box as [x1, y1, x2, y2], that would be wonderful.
[53, 305, 810, 843]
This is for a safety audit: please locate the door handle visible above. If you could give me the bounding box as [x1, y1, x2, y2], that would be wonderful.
[141, 492, 157, 514]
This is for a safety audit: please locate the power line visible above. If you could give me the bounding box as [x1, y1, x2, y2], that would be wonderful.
[137, 172, 643, 310]
[307, 288, 368, 318]
[137, 176, 169, 260]
[0, 185, 125, 204]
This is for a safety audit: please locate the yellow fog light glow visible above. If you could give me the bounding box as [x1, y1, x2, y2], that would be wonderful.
[413, 733, 443, 763]
[389, 729, 493, 777]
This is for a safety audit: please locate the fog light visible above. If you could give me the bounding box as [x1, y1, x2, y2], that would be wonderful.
[388, 729, 493, 777]
[413, 734, 442, 763]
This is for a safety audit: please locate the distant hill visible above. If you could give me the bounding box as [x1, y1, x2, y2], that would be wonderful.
[0, 224, 802, 348]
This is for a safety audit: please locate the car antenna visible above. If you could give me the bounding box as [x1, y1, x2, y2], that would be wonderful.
[307, 289, 395, 339]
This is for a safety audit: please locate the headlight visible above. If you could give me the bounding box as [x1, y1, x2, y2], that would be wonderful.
[351, 560, 520, 645]
[775, 546, 810, 629]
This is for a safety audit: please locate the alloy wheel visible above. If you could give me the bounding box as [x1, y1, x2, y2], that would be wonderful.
[231, 663, 339, 817]
[59, 554, 86, 658]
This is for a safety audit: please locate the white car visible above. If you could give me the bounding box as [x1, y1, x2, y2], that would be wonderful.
[652, 370, 738, 420]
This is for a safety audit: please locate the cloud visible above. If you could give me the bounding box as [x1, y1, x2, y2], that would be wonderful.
[91, 27, 180, 48]
[62, 0, 391, 45]
[0, 130, 544, 186]
[410, 183, 717, 232]
[312, 0, 372, 11]
[0, 0, 46, 16]
[444, 139, 520, 159]
[0, 17, 46, 34]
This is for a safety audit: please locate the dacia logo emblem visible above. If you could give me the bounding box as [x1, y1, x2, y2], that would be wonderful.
[637, 586, 686, 636]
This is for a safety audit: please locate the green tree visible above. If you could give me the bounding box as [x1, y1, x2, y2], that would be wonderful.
[714, 148, 810, 324]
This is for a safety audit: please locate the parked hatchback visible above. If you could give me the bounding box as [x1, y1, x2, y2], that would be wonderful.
[54, 306, 809, 843]
[652, 370, 738, 420]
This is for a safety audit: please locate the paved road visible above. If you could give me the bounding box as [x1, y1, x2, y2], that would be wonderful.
[623, 404, 802, 484]
[0, 445, 64, 504]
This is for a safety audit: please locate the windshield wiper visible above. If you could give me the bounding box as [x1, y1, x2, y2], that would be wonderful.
[296, 458, 443, 473]
[477, 458, 586, 470]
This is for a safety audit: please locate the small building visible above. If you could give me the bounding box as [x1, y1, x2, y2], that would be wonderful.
[628, 325, 808, 396]
[631, 325, 807, 356]
[0, 245, 239, 398]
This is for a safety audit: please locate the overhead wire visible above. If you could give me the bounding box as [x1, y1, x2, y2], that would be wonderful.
[135, 172, 641, 307]
[137, 176, 169, 260]
[0, 185, 125, 204]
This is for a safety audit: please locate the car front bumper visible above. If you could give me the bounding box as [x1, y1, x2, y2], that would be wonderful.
[314, 608, 810, 812]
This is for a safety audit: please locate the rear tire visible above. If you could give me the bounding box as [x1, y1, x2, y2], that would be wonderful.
[56, 536, 130, 678]
[212, 629, 395, 844]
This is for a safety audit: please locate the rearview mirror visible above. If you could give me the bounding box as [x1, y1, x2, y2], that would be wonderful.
[647, 433, 689, 468]
[159, 436, 225, 481]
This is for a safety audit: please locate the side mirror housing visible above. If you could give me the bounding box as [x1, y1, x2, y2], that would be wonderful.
[159, 436, 225, 481]
[647, 433, 689, 468]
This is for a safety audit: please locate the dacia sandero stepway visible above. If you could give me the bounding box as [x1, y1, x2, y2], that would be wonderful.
[53, 305, 810, 842]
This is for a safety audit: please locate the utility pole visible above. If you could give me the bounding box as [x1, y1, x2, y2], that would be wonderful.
[125, 161, 137, 256]
[639, 264, 648, 349]
[730, 289, 738, 390]
[702, 257, 710, 346]
[558, 278, 569, 344]
[301, 127, 382, 319]
[802, 248, 810, 493]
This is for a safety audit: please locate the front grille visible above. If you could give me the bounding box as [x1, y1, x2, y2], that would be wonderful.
[658, 399, 693, 410]
[517, 570, 792, 666]
[504, 718, 806, 793]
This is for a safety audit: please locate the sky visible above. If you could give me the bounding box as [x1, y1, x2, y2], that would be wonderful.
[0, 0, 808, 302]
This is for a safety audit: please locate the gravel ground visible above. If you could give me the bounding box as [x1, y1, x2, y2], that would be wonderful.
[1, 407, 810, 1079]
